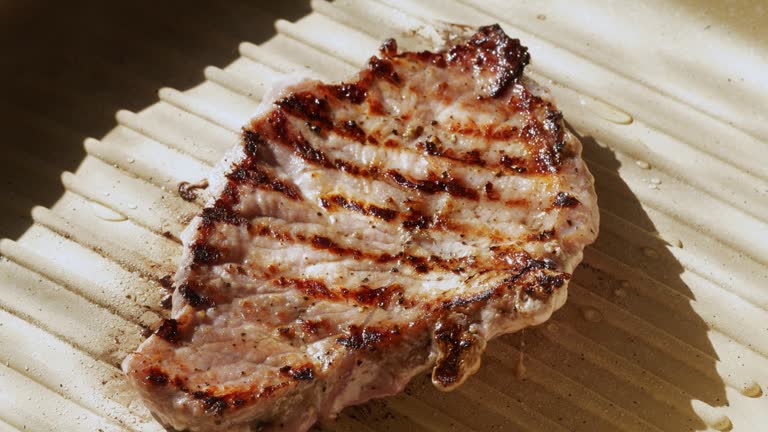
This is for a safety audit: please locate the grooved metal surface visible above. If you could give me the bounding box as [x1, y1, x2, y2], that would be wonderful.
[1, 1, 766, 431]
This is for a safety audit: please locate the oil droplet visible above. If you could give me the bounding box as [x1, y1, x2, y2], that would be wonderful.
[90, 202, 127, 222]
[127, 158, 135, 164]
[580, 306, 603, 323]
[648, 184, 659, 190]
[613, 287, 627, 297]
[642, 247, 658, 258]
[709, 415, 732, 431]
[635, 160, 651, 169]
[579, 95, 633, 125]
[536, 14, 546, 20]
[127, 203, 138, 210]
[692, 400, 732, 431]
[741, 381, 762, 397]
[650, 178, 662, 185]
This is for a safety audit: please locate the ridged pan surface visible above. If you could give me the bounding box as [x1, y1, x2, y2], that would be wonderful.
[1, 0, 766, 431]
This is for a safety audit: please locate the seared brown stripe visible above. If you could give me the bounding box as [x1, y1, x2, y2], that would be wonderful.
[275, 92, 333, 129]
[228, 163, 303, 201]
[385, 170, 478, 200]
[274, 277, 406, 309]
[320, 194, 397, 222]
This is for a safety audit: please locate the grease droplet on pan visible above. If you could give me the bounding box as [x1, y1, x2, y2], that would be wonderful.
[635, 160, 651, 169]
[90, 202, 127, 222]
[580, 306, 603, 323]
[741, 381, 762, 398]
[579, 95, 633, 125]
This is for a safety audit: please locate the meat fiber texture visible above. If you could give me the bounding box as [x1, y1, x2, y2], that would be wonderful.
[123, 24, 599, 432]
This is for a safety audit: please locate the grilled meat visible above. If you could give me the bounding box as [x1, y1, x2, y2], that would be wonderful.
[123, 24, 599, 431]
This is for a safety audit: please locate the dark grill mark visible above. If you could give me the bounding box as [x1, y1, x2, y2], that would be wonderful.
[144, 367, 169, 386]
[367, 205, 398, 221]
[200, 206, 248, 228]
[158, 275, 174, 291]
[352, 284, 404, 308]
[379, 38, 398, 57]
[201, 395, 228, 416]
[282, 277, 336, 299]
[191, 242, 221, 265]
[155, 319, 179, 343]
[385, 170, 479, 200]
[524, 273, 567, 300]
[367, 56, 400, 84]
[226, 157, 302, 201]
[401, 214, 433, 230]
[275, 277, 404, 309]
[279, 365, 315, 381]
[326, 83, 367, 104]
[553, 192, 579, 208]
[179, 283, 214, 309]
[275, 92, 333, 129]
[337, 120, 366, 143]
[321, 194, 398, 222]
[337, 325, 397, 351]
[243, 129, 266, 156]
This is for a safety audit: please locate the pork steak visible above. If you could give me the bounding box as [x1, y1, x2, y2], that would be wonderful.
[123, 24, 599, 431]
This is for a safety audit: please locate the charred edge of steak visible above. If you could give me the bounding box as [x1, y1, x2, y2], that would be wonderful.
[524, 272, 569, 300]
[325, 82, 368, 104]
[228, 139, 304, 201]
[158, 275, 174, 291]
[155, 319, 179, 343]
[553, 192, 580, 208]
[379, 38, 398, 58]
[144, 367, 169, 386]
[191, 242, 221, 265]
[275, 92, 333, 129]
[432, 319, 480, 387]
[179, 283, 215, 309]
